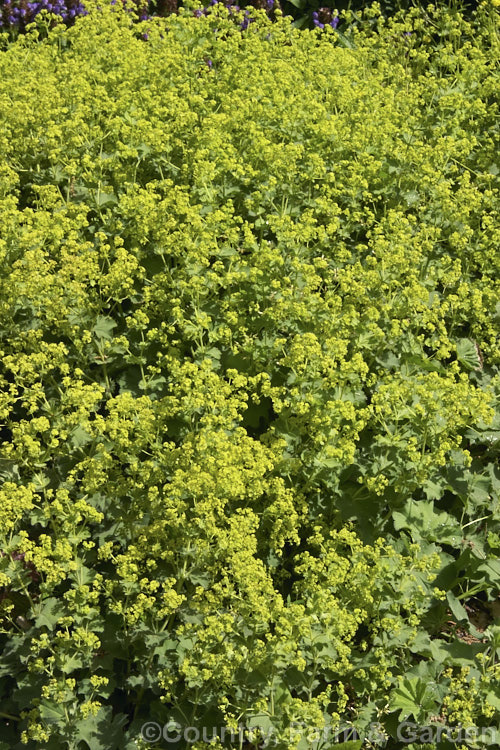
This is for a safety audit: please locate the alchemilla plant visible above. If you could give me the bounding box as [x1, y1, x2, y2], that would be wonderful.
[0, 2, 499, 748]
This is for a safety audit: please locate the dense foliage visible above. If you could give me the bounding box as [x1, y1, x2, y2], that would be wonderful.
[0, 0, 486, 38]
[0, 2, 499, 749]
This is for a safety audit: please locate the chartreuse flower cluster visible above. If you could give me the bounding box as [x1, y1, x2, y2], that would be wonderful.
[0, 2, 499, 748]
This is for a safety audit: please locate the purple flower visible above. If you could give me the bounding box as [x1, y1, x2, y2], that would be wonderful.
[1, 0, 148, 32]
[312, 12, 324, 29]
[313, 8, 338, 30]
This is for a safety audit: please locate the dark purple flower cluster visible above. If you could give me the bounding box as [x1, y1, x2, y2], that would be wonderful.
[250, 0, 275, 12]
[0, 0, 280, 34]
[0, 0, 87, 28]
[0, 0, 153, 30]
[312, 6, 338, 29]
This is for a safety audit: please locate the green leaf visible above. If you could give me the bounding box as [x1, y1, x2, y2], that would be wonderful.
[93, 316, 117, 340]
[476, 559, 500, 587]
[485, 690, 500, 711]
[392, 500, 459, 544]
[421, 471, 448, 500]
[446, 591, 468, 623]
[247, 713, 274, 732]
[143, 633, 177, 657]
[39, 700, 67, 724]
[403, 189, 420, 206]
[389, 677, 438, 720]
[75, 708, 128, 750]
[428, 638, 484, 665]
[70, 425, 93, 449]
[32, 597, 65, 630]
[0, 458, 20, 482]
[140, 375, 166, 393]
[60, 653, 85, 674]
[468, 473, 491, 506]
[95, 190, 118, 207]
[335, 31, 356, 48]
[456, 338, 481, 371]
[291, 16, 309, 29]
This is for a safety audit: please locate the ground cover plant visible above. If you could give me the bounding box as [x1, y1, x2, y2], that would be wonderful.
[0, 0, 486, 40]
[0, 2, 499, 748]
